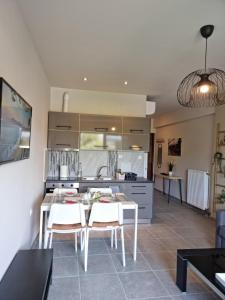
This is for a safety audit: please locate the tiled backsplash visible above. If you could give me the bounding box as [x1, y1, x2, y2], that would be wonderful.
[46, 150, 147, 179]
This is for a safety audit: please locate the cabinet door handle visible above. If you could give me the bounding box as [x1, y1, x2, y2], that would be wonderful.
[131, 186, 147, 188]
[94, 127, 108, 132]
[56, 143, 71, 146]
[138, 206, 146, 209]
[130, 129, 144, 133]
[131, 192, 146, 195]
[129, 146, 143, 150]
[94, 145, 108, 148]
[56, 125, 72, 129]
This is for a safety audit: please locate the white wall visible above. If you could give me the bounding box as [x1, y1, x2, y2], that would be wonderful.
[0, 1, 50, 279]
[51, 87, 147, 117]
[154, 109, 215, 205]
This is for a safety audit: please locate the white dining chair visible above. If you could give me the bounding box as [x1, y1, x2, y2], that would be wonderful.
[44, 203, 87, 269]
[85, 202, 125, 271]
[87, 187, 118, 247]
[53, 188, 78, 194]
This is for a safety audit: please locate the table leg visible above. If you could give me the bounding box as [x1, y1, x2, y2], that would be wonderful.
[163, 178, 165, 194]
[176, 254, 187, 292]
[168, 179, 171, 203]
[179, 179, 183, 204]
[133, 205, 138, 261]
[39, 208, 43, 249]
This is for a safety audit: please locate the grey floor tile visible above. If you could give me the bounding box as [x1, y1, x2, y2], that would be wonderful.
[47, 277, 80, 300]
[154, 269, 208, 296]
[143, 251, 176, 270]
[53, 256, 78, 278]
[119, 271, 169, 299]
[80, 273, 126, 300]
[111, 252, 151, 272]
[79, 239, 109, 255]
[52, 241, 77, 257]
[172, 292, 220, 299]
[78, 254, 116, 275]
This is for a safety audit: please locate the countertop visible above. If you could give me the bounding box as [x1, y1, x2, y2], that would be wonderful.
[46, 177, 153, 184]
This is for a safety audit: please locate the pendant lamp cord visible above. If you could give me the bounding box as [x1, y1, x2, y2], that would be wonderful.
[204, 38, 208, 72]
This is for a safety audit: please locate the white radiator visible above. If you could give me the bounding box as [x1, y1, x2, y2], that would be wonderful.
[187, 169, 209, 210]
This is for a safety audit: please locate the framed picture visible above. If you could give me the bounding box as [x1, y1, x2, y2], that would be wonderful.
[0, 78, 32, 164]
[168, 138, 182, 156]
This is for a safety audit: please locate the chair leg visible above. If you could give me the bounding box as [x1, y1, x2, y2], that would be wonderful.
[75, 232, 78, 253]
[84, 229, 89, 272]
[80, 230, 84, 251]
[49, 232, 53, 249]
[115, 228, 118, 249]
[44, 231, 49, 249]
[121, 227, 126, 267]
[111, 230, 114, 248]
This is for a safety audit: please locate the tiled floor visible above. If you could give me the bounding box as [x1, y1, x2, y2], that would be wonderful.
[42, 190, 219, 300]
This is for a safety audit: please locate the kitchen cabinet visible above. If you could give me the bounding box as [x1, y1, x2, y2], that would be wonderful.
[48, 131, 79, 149]
[48, 112, 79, 131]
[122, 134, 149, 152]
[123, 117, 150, 134]
[80, 114, 122, 133]
[119, 182, 153, 222]
[80, 132, 122, 150]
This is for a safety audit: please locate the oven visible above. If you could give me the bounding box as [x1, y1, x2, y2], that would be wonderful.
[45, 182, 79, 193]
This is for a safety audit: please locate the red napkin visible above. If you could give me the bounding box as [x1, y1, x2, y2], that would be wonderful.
[65, 200, 77, 204]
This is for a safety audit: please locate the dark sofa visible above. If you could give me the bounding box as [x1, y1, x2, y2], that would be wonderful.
[216, 209, 225, 248]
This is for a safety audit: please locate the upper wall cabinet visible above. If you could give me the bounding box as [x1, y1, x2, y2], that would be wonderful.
[123, 117, 150, 134]
[80, 114, 122, 133]
[48, 112, 79, 131]
[122, 134, 149, 152]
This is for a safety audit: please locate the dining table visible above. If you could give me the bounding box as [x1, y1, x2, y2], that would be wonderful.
[39, 192, 138, 261]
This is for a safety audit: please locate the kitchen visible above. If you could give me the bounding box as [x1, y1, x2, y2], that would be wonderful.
[45, 100, 154, 224]
[1, 1, 225, 299]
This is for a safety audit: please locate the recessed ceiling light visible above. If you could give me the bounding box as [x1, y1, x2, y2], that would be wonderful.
[83, 77, 87, 81]
[124, 81, 128, 85]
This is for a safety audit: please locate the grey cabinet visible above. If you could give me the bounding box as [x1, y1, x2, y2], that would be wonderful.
[119, 182, 153, 223]
[122, 134, 149, 152]
[48, 131, 79, 149]
[80, 132, 122, 150]
[123, 117, 150, 134]
[48, 112, 79, 131]
[80, 114, 122, 133]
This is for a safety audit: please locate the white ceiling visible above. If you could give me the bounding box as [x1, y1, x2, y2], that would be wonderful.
[18, 0, 225, 114]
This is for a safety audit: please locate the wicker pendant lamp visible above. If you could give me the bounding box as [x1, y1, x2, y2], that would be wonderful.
[177, 25, 225, 107]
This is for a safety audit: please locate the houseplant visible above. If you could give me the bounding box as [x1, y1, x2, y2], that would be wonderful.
[168, 161, 175, 176]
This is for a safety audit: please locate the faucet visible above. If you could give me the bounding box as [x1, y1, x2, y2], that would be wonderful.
[96, 165, 108, 179]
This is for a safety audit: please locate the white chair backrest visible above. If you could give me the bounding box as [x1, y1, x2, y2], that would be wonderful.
[88, 202, 123, 226]
[53, 188, 78, 195]
[48, 203, 86, 228]
[88, 188, 112, 194]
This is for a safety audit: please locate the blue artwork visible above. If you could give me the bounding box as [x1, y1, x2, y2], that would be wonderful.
[0, 78, 32, 164]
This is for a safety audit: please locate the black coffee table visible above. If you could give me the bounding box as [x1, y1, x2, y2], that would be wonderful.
[176, 248, 225, 299]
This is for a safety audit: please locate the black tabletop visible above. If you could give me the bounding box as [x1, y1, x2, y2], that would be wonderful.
[178, 248, 225, 295]
[0, 249, 53, 300]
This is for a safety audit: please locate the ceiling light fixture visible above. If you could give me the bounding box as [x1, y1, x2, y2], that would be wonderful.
[124, 81, 128, 85]
[83, 77, 87, 81]
[177, 25, 225, 107]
